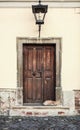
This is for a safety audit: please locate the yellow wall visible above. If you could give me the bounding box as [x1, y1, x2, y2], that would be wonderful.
[0, 8, 80, 90]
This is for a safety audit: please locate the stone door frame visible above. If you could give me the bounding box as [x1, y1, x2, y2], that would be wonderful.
[16, 37, 62, 105]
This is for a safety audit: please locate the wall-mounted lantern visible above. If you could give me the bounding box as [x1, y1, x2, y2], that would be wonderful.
[32, 0, 48, 38]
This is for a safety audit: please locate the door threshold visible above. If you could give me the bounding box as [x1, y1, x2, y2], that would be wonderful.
[23, 103, 43, 106]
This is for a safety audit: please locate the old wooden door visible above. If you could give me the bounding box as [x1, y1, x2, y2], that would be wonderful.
[23, 44, 56, 104]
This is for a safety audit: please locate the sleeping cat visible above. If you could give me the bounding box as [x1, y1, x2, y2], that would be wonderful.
[43, 100, 60, 106]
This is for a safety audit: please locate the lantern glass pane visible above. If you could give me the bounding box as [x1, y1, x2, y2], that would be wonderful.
[35, 12, 44, 24]
[36, 12, 43, 21]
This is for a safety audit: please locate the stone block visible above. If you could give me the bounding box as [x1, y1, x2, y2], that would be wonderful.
[62, 91, 75, 113]
[74, 90, 80, 114]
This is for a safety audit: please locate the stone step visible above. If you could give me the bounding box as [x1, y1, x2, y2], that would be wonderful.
[10, 105, 71, 116]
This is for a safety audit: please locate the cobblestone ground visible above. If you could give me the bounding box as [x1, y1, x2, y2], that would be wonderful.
[0, 116, 80, 130]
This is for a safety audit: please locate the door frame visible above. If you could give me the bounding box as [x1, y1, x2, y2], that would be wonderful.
[16, 37, 62, 105]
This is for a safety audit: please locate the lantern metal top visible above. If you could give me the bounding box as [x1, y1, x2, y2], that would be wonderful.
[32, 0, 48, 14]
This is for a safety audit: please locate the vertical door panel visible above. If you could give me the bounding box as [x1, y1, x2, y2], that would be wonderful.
[27, 78, 33, 100]
[27, 48, 33, 70]
[43, 46, 55, 101]
[36, 48, 43, 71]
[23, 46, 34, 103]
[23, 45, 43, 103]
[36, 78, 42, 100]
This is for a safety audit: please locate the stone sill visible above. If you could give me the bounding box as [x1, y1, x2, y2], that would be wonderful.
[12, 106, 70, 110]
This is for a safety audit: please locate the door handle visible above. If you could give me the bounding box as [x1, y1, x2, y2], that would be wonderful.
[32, 72, 36, 76]
[32, 71, 42, 77]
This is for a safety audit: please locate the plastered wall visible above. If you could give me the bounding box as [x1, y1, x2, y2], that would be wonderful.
[0, 8, 80, 90]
